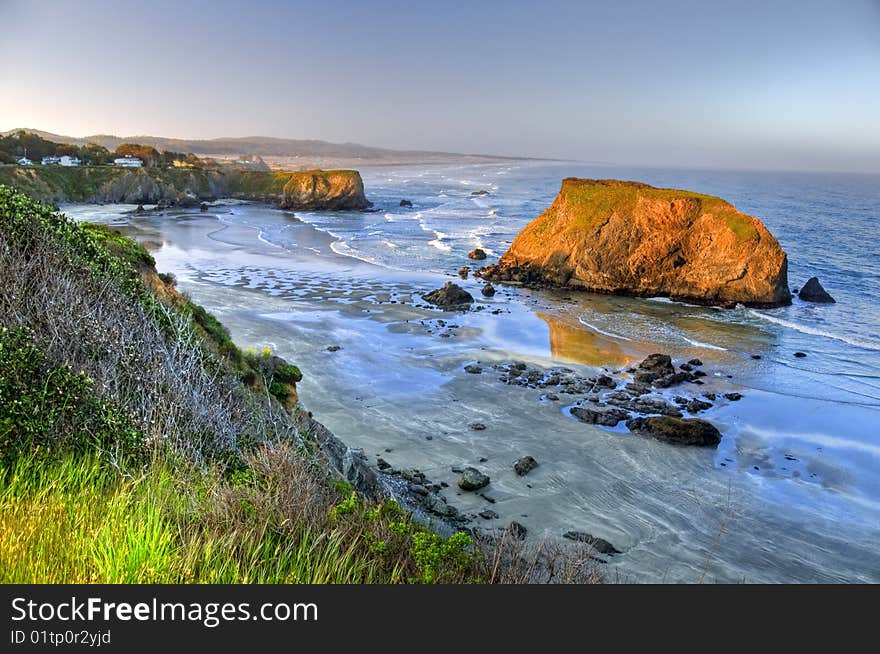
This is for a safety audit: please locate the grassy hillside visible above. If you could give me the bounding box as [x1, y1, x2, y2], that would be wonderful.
[0, 185, 597, 583]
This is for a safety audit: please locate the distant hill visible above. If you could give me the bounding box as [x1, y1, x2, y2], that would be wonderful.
[1, 128, 530, 165]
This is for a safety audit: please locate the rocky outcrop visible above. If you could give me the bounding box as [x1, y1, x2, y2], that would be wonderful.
[422, 282, 474, 310]
[798, 277, 835, 303]
[485, 178, 791, 308]
[276, 170, 371, 211]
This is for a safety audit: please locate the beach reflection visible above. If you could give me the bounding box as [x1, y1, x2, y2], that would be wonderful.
[537, 311, 634, 367]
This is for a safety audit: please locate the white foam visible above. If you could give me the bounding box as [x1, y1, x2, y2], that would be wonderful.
[681, 335, 727, 351]
[577, 317, 633, 341]
[428, 230, 451, 253]
[750, 311, 880, 352]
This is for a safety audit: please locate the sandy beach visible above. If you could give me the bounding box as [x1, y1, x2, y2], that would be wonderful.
[62, 188, 880, 584]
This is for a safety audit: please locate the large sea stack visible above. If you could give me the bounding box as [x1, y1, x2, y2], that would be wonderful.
[484, 179, 791, 307]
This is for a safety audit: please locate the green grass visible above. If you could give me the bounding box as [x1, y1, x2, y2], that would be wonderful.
[1, 184, 597, 585]
[0, 450, 481, 584]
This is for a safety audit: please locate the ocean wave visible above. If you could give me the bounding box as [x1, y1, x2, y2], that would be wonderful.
[743, 425, 880, 458]
[428, 230, 451, 253]
[328, 240, 409, 273]
[750, 311, 880, 352]
[577, 317, 633, 341]
[680, 335, 727, 351]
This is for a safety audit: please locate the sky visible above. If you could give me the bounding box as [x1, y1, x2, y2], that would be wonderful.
[1, 0, 879, 172]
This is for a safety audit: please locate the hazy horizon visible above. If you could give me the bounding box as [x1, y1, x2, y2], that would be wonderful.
[2, 0, 879, 173]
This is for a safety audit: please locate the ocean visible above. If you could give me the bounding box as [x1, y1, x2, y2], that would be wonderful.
[65, 161, 880, 582]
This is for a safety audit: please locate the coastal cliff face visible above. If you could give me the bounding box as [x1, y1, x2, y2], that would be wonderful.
[485, 178, 791, 307]
[0, 166, 370, 210]
[227, 169, 371, 210]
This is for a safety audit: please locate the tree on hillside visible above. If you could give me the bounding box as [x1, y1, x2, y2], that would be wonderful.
[0, 131, 59, 162]
[80, 143, 111, 165]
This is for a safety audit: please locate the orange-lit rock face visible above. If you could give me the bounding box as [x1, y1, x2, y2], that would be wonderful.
[279, 170, 370, 211]
[487, 179, 791, 308]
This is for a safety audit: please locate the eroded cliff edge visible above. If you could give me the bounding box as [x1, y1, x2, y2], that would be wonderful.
[0, 166, 371, 211]
[484, 178, 791, 308]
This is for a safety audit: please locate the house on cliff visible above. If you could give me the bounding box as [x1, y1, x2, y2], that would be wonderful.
[114, 156, 143, 168]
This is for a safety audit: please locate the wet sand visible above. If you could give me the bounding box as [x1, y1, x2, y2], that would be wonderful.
[70, 203, 880, 583]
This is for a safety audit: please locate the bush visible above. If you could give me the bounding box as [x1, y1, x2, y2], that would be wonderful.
[0, 326, 143, 463]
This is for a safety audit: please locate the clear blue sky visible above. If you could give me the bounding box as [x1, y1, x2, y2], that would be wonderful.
[1, 0, 879, 172]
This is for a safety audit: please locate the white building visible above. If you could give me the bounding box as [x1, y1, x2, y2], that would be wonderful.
[17, 156, 33, 166]
[59, 155, 81, 167]
[41, 155, 60, 165]
[114, 156, 143, 168]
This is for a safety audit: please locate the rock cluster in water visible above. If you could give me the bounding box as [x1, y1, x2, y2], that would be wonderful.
[464, 352, 739, 448]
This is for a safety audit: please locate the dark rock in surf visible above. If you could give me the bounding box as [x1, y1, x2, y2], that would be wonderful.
[571, 406, 630, 427]
[399, 199, 413, 207]
[626, 416, 722, 447]
[422, 282, 475, 311]
[798, 277, 835, 303]
[481, 283, 496, 297]
[468, 248, 488, 260]
[562, 531, 621, 555]
[686, 399, 713, 414]
[458, 467, 490, 491]
[633, 353, 675, 384]
[513, 456, 539, 476]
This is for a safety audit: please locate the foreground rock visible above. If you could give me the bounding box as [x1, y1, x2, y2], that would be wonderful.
[562, 531, 621, 555]
[626, 416, 722, 447]
[484, 178, 791, 307]
[422, 282, 474, 310]
[513, 456, 539, 476]
[458, 467, 490, 491]
[798, 276, 836, 303]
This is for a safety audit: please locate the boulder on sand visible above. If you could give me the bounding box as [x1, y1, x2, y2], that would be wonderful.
[458, 467, 490, 491]
[513, 456, 538, 476]
[562, 531, 621, 555]
[798, 277, 835, 303]
[626, 416, 722, 447]
[422, 282, 474, 311]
